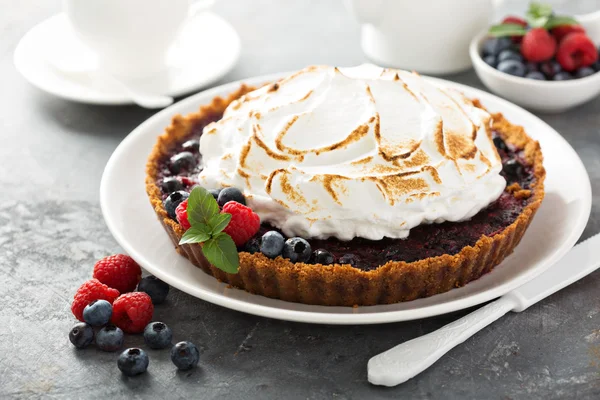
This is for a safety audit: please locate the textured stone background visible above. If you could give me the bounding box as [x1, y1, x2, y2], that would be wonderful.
[1, 1, 600, 399]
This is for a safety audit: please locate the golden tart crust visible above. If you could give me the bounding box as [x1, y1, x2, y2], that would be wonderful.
[145, 85, 545, 306]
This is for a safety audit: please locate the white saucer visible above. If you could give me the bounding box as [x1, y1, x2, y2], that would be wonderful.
[14, 12, 240, 105]
[100, 72, 591, 324]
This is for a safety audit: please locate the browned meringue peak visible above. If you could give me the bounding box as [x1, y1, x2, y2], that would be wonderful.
[197, 65, 505, 240]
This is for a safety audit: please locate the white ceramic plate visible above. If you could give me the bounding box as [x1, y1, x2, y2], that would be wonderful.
[14, 12, 240, 105]
[100, 72, 591, 324]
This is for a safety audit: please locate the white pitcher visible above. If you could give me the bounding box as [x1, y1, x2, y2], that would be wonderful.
[346, 0, 600, 75]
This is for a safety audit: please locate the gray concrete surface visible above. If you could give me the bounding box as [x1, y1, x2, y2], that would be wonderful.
[1, 1, 600, 399]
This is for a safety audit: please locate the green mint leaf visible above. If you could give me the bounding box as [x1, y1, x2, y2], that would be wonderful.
[488, 23, 527, 37]
[208, 213, 232, 235]
[179, 224, 212, 244]
[187, 186, 220, 227]
[526, 2, 553, 27]
[527, 15, 550, 28]
[201, 232, 239, 274]
[528, 2, 553, 18]
[545, 15, 580, 30]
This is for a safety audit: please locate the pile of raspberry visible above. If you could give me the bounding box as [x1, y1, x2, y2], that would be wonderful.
[71, 254, 154, 333]
[69, 254, 202, 376]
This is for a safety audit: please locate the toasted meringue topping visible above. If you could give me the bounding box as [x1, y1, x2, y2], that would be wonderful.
[198, 65, 506, 240]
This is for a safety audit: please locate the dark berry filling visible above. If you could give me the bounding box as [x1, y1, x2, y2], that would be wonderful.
[156, 115, 536, 271]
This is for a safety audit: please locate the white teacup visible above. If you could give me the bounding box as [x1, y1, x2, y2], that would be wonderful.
[346, 0, 495, 75]
[63, 0, 211, 78]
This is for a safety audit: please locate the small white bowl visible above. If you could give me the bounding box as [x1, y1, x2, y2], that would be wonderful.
[469, 30, 600, 113]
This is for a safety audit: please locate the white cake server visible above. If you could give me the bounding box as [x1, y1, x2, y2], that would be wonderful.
[368, 232, 600, 387]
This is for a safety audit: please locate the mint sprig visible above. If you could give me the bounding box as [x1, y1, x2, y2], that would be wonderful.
[202, 232, 239, 274]
[187, 185, 220, 226]
[488, 23, 527, 37]
[180, 224, 211, 244]
[526, 2, 553, 28]
[178, 186, 239, 274]
[544, 15, 579, 30]
[488, 3, 580, 37]
[208, 213, 232, 234]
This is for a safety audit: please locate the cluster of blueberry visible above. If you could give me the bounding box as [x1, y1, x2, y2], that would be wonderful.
[482, 36, 600, 80]
[244, 230, 359, 267]
[69, 275, 199, 377]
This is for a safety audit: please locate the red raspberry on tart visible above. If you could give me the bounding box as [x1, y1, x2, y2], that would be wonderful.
[145, 66, 545, 307]
[221, 201, 260, 246]
[175, 199, 191, 230]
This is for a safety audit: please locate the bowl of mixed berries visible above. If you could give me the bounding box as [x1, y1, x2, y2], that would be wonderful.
[470, 2, 600, 112]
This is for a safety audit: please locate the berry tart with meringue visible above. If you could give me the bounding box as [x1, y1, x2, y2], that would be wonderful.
[146, 65, 545, 306]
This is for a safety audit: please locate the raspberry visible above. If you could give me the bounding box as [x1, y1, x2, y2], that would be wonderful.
[502, 16, 528, 43]
[175, 199, 191, 230]
[551, 25, 585, 43]
[521, 28, 557, 62]
[556, 32, 598, 71]
[93, 254, 142, 293]
[71, 279, 120, 322]
[180, 176, 195, 187]
[110, 292, 154, 333]
[221, 201, 261, 246]
[501, 16, 527, 27]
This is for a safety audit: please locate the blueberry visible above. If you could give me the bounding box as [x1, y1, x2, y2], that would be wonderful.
[312, 249, 334, 265]
[83, 299, 112, 326]
[118, 348, 149, 376]
[96, 325, 124, 352]
[169, 152, 197, 174]
[164, 191, 189, 220]
[503, 159, 523, 181]
[525, 71, 546, 80]
[575, 67, 595, 79]
[540, 61, 562, 78]
[492, 135, 508, 151]
[217, 187, 246, 206]
[209, 188, 221, 200]
[181, 139, 200, 153]
[339, 254, 359, 267]
[260, 231, 285, 258]
[137, 275, 170, 305]
[593, 61, 600, 72]
[144, 322, 173, 349]
[170, 341, 200, 371]
[69, 322, 94, 349]
[553, 72, 572, 81]
[525, 62, 539, 73]
[243, 236, 261, 254]
[483, 55, 497, 67]
[482, 37, 512, 57]
[160, 177, 184, 194]
[497, 60, 526, 77]
[497, 49, 523, 63]
[282, 237, 312, 263]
